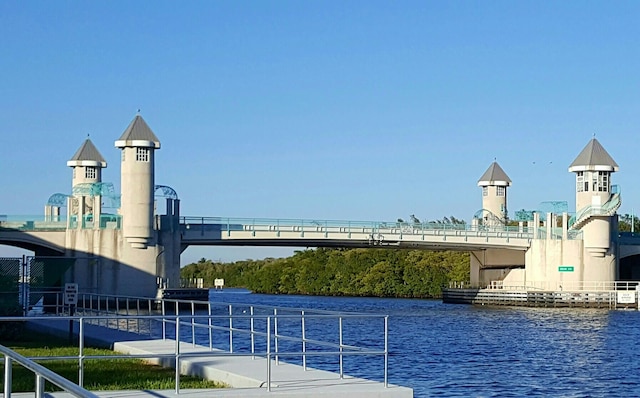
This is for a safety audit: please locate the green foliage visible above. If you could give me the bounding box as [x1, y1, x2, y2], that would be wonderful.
[181, 248, 470, 298]
[619, 214, 640, 233]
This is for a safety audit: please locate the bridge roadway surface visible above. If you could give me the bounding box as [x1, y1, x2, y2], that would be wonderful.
[21, 318, 413, 398]
[0, 216, 534, 254]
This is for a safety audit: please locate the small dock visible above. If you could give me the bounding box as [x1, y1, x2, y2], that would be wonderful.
[443, 288, 640, 309]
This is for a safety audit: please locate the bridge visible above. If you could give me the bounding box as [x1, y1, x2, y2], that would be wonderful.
[0, 215, 536, 250]
[179, 217, 534, 251]
[1, 115, 637, 299]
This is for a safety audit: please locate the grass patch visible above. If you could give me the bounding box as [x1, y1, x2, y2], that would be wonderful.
[1, 331, 226, 392]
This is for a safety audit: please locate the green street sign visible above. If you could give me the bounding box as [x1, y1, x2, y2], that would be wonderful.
[558, 266, 574, 272]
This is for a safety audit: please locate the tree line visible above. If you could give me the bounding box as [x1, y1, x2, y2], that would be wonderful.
[181, 247, 469, 298]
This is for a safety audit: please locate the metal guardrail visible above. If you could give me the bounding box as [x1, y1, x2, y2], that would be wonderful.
[179, 216, 546, 245]
[4, 293, 389, 393]
[181, 216, 517, 233]
[1, 344, 99, 398]
[0, 214, 121, 231]
[449, 280, 640, 292]
[569, 189, 621, 230]
[1, 214, 588, 242]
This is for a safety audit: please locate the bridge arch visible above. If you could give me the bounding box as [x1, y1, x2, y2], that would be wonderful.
[620, 253, 640, 280]
[47, 193, 71, 207]
[0, 238, 64, 256]
[154, 185, 178, 199]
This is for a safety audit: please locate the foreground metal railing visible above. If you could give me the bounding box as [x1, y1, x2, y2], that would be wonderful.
[1, 344, 99, 398]
[3, 294, 389, 394]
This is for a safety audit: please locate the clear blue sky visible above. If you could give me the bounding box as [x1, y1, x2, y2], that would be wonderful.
[1, 1, 639, 264]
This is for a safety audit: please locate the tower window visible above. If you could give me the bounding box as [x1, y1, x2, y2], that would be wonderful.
[577, 171, 584, 192]
[136, 148, 150, 162]
[598, 171, 609, 192]
[497, 186, 505, 197]
[85, 167, 96, 179]
[482, 187, 488, 196]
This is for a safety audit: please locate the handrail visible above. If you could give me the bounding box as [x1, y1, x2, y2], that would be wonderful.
[178, 216, 544, 245]
[569, 192, 622, 230]
[72, 291, 365, 316]
[450, 280, 640, 292]
[1, 344, 99, 398]
[5, 296, 390, 393]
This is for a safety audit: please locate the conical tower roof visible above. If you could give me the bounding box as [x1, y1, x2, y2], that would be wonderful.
[477, 161, 511, 187]
[115, 115, 161, 149]
[67, 138, 107, 168]
[568, 138, 618, 172]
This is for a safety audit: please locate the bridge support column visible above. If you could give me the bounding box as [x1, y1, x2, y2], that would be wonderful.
[93, 196, 102, 230]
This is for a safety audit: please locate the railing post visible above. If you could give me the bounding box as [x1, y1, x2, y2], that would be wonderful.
[266, 316, 272, 392]
[274, 308, 279, 365]
[229, 305, 233, 353]
[191, 301, 196, 347]
[4, 355, 12, 398]
[208, 302, 213, 350]
[136, 299, 141, 335]
[301, 310, 307, 370]
[148, 299, 152, 337]
[97, 295, 102, 326]
[175, 316, 181, 395]
[250, 306, 255, 359]
[339, 316, 343, 379]
[35, 374, 44, 398]
[79, 318, 85, 387]
[162, 300, 166, 340]
[384, 315, 389, 388]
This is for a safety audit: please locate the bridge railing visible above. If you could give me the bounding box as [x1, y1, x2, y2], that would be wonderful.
[0, 214, 121, 231]
[449, 280, 640, 292]
[0, 215, 67, 231]
[180, 216, 538, 241]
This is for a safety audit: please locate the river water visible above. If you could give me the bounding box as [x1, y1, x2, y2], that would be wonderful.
[205, 289, 640, 397]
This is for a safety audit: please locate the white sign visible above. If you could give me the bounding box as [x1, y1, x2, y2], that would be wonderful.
[214, 278, 225, 288]
[64, 283, 78, 305]
[617, 291, 635, 304]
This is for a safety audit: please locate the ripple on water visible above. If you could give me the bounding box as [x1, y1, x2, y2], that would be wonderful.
[206, 292, 640, 397]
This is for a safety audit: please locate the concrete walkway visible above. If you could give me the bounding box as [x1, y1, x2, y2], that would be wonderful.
[21, 318, 413, 397]
[111, 339, 412, 397]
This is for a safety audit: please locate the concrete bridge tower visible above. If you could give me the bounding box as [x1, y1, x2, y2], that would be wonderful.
[477, 161, 511, 226]
[115, 115, 160, 249]
[568, 138, 619, 279]
[66, 138, 107, 223]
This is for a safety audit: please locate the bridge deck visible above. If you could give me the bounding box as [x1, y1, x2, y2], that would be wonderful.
[181, 220, 534, 251]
